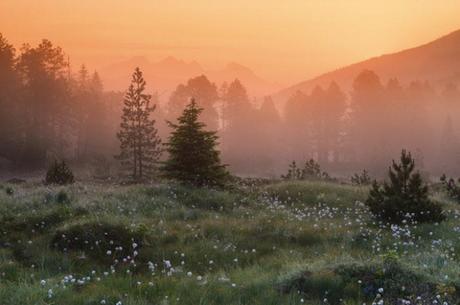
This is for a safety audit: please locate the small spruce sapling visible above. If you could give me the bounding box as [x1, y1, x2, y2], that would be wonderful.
[45, 160, 75, 185]
[440, 174, 460, 203]
[366, 150, 444, 224]
[351, 169, 371, 185]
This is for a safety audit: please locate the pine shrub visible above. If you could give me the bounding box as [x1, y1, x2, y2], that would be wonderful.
[55, 190, 70, 204]
[281, 161, 303, 180]
[5, 186, 14, 195]
[351, 169, 371, 185]
[45, 160, 75, 185]
[440, 174, 460, 203]
[282, 159, 330, 180]
[366, 150, 444, 224]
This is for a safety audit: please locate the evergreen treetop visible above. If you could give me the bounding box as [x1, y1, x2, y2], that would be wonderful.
[366, 150, 444, 224]
[116, 67, 161, 180]
[162, 99, 228, 187]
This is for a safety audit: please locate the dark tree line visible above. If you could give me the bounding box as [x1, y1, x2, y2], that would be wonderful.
[283, 70, 460, 176]
[0, 34, 122, 169]
[1, 33, 459, 178]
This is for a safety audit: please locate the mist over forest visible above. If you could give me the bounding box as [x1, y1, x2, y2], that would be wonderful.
[5, 2, 460, 304]
[1, 31, 460, 179]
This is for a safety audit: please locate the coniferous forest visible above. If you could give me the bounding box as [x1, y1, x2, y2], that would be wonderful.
[2, 33, 460, 178]
[2, 2, 460, 304]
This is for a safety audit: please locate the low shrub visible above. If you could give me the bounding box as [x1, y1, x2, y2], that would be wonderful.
[45, 160, 75, 185]
[366, 150, 444, 224]
[351, 169, 371, 185]
[282, 159, 332, 181]
[55, 190, 71, 204]
[5, 186, 14, 195]
[440, 174, 460, 203]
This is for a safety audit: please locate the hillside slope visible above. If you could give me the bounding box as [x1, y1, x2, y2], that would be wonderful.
[274, 29, 460, 102]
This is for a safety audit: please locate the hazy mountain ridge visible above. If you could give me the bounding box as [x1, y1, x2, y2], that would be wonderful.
[274, 29, 460, 103]
[99, 56, 277, 99]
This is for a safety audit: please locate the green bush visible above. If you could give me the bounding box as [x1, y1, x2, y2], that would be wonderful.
[282, 159, 331, 181]
[45, 160, 75, 185]
[55, 190, 70, 204]
[5, 186, 14, 195]
[366, 150, 444, 224]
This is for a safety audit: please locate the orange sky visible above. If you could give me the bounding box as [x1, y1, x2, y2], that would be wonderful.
[1, 0, 460, 85]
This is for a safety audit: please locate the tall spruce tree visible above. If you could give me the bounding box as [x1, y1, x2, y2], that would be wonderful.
[0, 33, 21, 162]
[18, 39, 71, 166]
[162, 99, 228, 187]
[116, 67, 161, 180]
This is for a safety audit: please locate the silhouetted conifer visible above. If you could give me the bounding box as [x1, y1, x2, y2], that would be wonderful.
[282, 159, 330, 180]
[351, 169, 371, 185]
[366, 150, 444, 223]
[281, 161, 303, 180]
[116, 67, 162, 180]
[440, 174, 460, 203]
[45, 160, 75, 185]
[162, 99, 228, 187]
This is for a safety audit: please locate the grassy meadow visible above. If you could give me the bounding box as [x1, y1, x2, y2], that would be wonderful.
[0, 179, 459, 305]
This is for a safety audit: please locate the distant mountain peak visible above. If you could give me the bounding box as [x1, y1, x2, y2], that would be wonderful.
[156, 56, 203, 70]
[99, 56, 277, 96]
[160, 56, 182, 64]
[225, 62, 254, 73]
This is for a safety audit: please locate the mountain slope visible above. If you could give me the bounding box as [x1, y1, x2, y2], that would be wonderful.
[207, 62, 278, 97]
[99, 56, 204, 95]
[99, 57, 277, 98]
[274, 29, 460, 102]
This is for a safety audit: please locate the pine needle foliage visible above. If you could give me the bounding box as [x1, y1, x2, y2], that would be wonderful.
[366, 150, 444, 224]
[440, 174, 460, 203]
[116, 67, 161, 180]
[45, 160, 75, 185]
[162, 99, 228, 187]
[282, 159, 330, 180]
[351, 169, 371, 185]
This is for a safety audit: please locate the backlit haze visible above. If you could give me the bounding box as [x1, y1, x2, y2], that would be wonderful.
[2, 0, 460, 87]
[2, 1, 460, 177]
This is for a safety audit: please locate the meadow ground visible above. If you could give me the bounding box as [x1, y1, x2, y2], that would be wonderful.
[0, 179, 459, 305]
